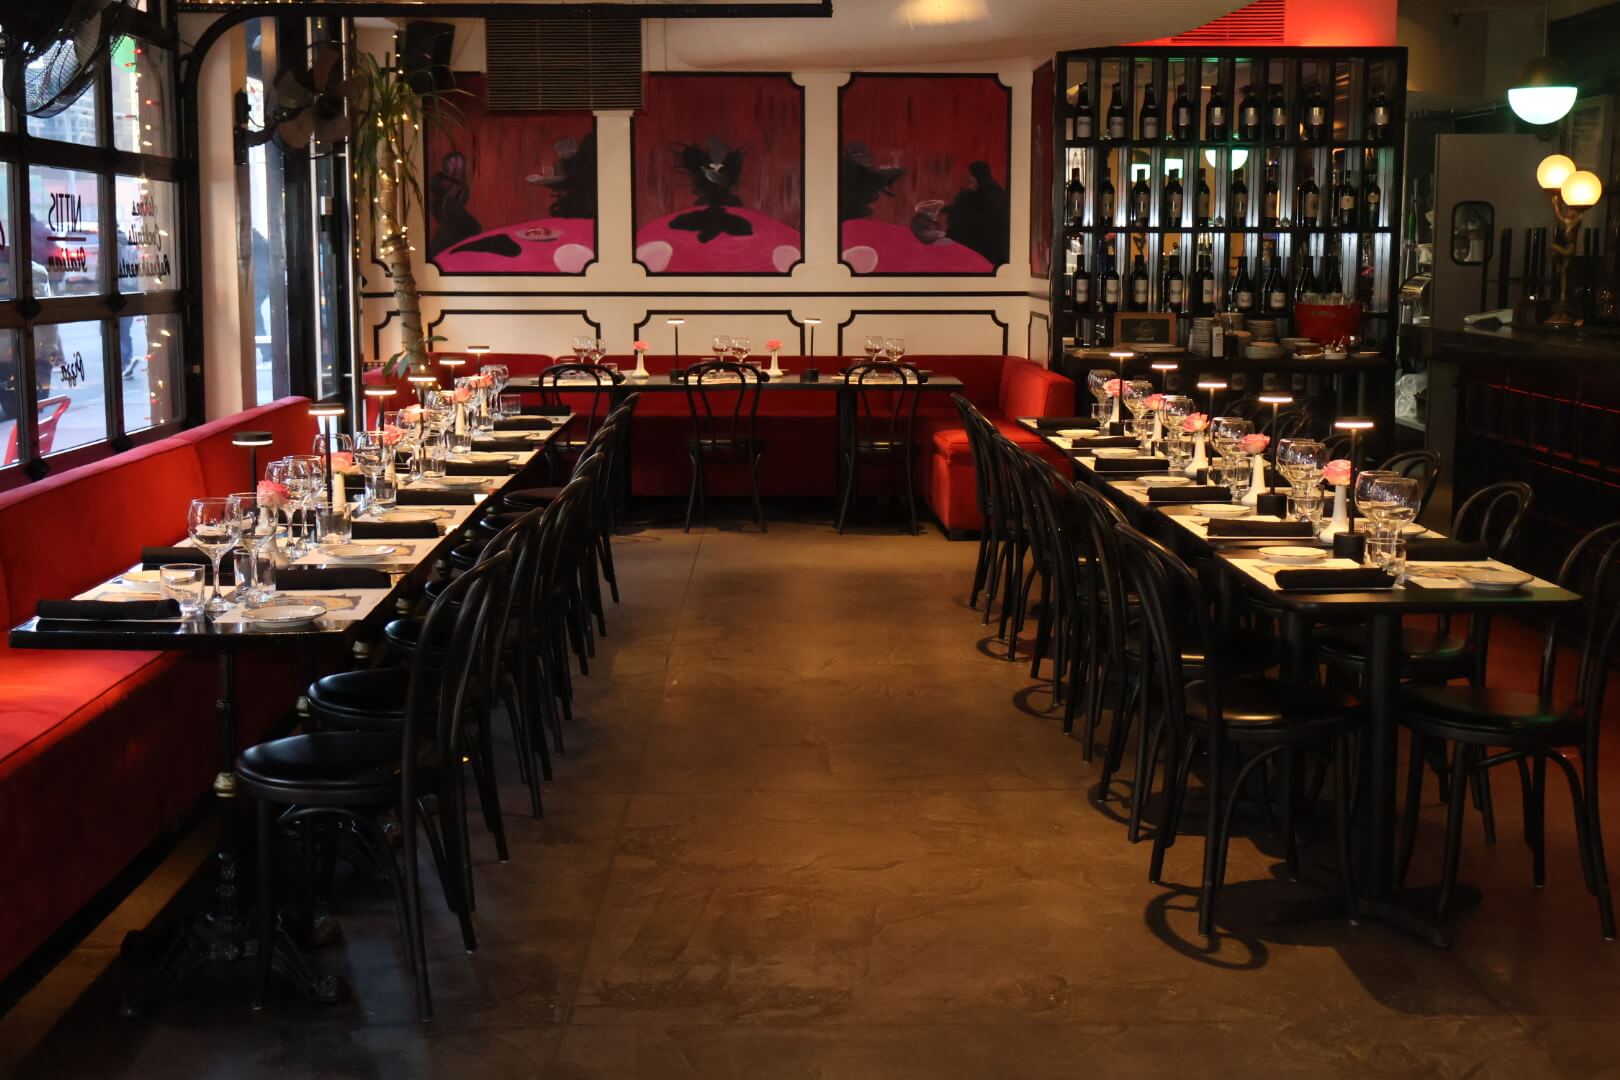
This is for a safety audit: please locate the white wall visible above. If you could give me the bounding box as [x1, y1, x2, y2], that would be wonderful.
[359, 19, 1046, 365]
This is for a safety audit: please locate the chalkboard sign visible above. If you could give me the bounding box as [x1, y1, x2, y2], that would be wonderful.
[1112, 313, 1178, 351]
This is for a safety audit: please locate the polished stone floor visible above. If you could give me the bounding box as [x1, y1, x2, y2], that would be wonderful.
[6, 514, 1620, 1077]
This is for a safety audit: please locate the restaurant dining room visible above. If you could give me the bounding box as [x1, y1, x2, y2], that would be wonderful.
[3, 0, 1620, 1075]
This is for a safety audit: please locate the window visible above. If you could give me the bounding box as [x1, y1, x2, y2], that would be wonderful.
[0, 2, 184, 482]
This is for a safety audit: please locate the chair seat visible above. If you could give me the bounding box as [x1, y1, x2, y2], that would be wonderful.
[503, 487, 562, 510]
[1315, 624, 1470, 670]
[1401, 684, 1584, 742]
[689, 437, 762, 455]
[307, 668, 408, 730]
[236, 731, 430, 803]
[1185, 676, 1358, 737]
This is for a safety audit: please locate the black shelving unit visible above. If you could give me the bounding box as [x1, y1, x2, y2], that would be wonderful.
[1047, 46, 1408, 362]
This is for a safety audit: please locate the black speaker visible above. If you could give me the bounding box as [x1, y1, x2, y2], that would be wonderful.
[400, 21, 455, 95]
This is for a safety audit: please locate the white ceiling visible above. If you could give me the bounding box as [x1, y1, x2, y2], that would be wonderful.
[660, 0, 1243, 68]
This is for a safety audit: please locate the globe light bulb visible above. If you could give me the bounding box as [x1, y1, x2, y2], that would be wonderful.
[1560, 170, 1603, 208]
[1536, 154, 1576, 191]
[1509, 57, 1578, 126]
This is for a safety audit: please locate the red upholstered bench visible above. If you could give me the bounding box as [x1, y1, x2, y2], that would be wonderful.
[0, 397, 323, 983]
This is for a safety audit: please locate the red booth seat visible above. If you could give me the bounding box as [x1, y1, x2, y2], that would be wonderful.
[0, 397, 324, 983]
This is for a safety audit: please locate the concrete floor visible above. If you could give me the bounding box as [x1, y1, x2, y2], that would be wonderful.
[6, 513, 1620, 1077]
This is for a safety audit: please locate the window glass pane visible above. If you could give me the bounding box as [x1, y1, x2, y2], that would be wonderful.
[119, 313, 181, 432]
[0, 163, 14, 300]
[25, 70, 99, 144]
[112, 40, 174, 157]
[116, 175, 177, 292]
[30, 166, 101, 299]
[33, 321, 107, 455]
[0, 330, 23, 467]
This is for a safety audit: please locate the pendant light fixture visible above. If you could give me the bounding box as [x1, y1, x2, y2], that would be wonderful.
[1508, 5, 1577, 126]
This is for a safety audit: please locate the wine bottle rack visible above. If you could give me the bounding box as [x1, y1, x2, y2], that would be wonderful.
[1046, 46, 1408, 359]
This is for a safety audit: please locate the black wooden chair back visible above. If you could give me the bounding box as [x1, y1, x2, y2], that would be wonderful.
[683, 360, 764, 453]
[1451, 480, 1533, 559]
[537, 363, 620, 448]
[844, 362, 921, 455]
[1380, 449, 1442, 515]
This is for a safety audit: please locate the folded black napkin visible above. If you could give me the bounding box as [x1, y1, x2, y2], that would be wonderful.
[493, 416, 557, 430]
[445, 459, 516, 476]
[36, 598, 181, 621]
[395, 488, 478, 506]
[275, 566, 392, 590]
[1405, 539, 1490, 562]
[1079, 436, 1142, 449]
[1273, 567, 1396, 591]
[352, 520, 441, 539]
[1206, 519, 1317, 538]
[141, 548, 235, 583]
[1033, 417, 1099, 431]
[1091, 457, 1168, 474]
[1148, 486, 1230, 504]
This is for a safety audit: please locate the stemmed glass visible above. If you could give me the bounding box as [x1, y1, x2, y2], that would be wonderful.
[270, 457, 318, 556]
[862, 335, 883, 360]
[1087, 368, 1119, 407]
[571, 335, 592, 363]
[354, 431, 394, 512]
[1210, 416, 1254, 466]
[1357, 472, 1419, 537]
[227, 491, 278, 606]
[187, 497, 240, 616]
[1276, 438, 1326, 495]
[1158, 394, 1194, 459]
[1221, 457, 1253, 501]
[586, 338, 607, 365]
[712, 334, 733, 360]
[732, 337, 751, 364]
[312, 431, 353, 458]
[1121, 379, 1155, 421]
[883, 337, 907, 363]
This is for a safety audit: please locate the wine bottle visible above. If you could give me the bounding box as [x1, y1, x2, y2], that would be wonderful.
[1099, 166, 1116, 223]
[1206, 83, 1229, 141]
[1297, 167, 1320, 227]
[1263, 247, 1289, 313]
[1071, 249, 1090, 308]
[1302, 81, 1327, 142]
[1139, 83, 1161, 140]
[1322, 251, 1344, 296]
[1363, 162, 1381, 228]
[1336, 168, 1358, 229]
[1130, 172, 1151, 227]
[1130, 253, 1150, 310]
[1194, 248, 1217, 315]
[1231, 169, 1250, 224]
[1294, 253, 1318, 301]
[1228, 255, 1255, 314]
[1355, 236, 1376, 304]
[1065, 166, 1086, 227]
[1074, 82, 1094, 140]
[1238, 84, 1261, 141]
[1102, 244, 1122, 311]
[1164, 166, 1185, 226]
[1094, 238, 1110, 311]
[1165, 256, 1186, 313]
[1106, 83, 1126, 140]
[1368, 83, 1392, 143]
[1267, 84, 1288, 140]
[1195, 168, 1212, 228]
[1171, 83, 1194, 140]
[1262, 163, 1280, 227]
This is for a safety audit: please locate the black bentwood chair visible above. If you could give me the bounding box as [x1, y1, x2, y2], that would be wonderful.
[1397, 521, 1620, 938]
[683, 360, 766, 532]
[951, 395, 1000, 608]
[1113, 523, 1361, 936]
[536, 362, 621, 479]
[837, 362, 921, 534]
[236, 551, 512, 1020]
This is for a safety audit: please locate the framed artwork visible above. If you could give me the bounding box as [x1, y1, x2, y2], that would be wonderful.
[838, 73, 1012, 276]
[424, 74, 598, 275]
[633, 73, 805, 275]
[1030, 61, 1055, 278]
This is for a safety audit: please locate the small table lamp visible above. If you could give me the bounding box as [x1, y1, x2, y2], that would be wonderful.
[804, 316, 821, 357]
[363, 385, 396, 429]
[1150, 359, 1178, 390]
[439, 356, 467, 379]
[1334, 415, 1376, 471]
[406, 373, 438, 407]
[309, 402, 346, 499]
[1259, 392, 1293, 446]
[467, 344, 490, 360]
[1196, 377, 1228, 416]
[667, 317, 686, 358]
[231, 430, 273, 489]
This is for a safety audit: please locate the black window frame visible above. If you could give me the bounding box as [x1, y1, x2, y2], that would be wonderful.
[0, 0, 187, 486]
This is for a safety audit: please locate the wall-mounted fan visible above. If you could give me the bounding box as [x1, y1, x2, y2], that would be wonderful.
[0, 0, 135, 118]
[245, 42, 368, 156]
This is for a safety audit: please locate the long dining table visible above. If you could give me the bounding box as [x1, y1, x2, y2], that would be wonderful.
[6, 415, 568, 1008]
[1017, 419, 1581, 946]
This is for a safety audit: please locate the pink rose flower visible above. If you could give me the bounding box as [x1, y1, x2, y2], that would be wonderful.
[765, 339, 783, 351]
[1240, 433, 1270, 455]
[1144, 393, 1165, 411]
[1324, 459, 1353, 487]
[256, 480, 289, 510]
[1104, 378, 1123, 396]
[329, 451, 358, 475]
[452, 386, 472, 404]
[1182, 411, 1209, 433]
[633, 340, 650, 352]
[381, 424, 405, 447]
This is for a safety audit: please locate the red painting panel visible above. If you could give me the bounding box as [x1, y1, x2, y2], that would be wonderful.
[839, 74, 1012, 276]
[633, 73, 805, 275]
[424, 74, 598, 275]
[1030, 61, 1055, 278]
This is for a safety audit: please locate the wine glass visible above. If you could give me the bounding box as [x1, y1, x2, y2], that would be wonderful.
[1221, 457, 1253, 501]
[1354, 469, 1397, 534]
[732, 337, 751, 364]
[863, 335, 884, 360]
[711, 334, 733, 360]
[1121, 379, 1155, 420]
[1277, 438, 1325, 493]
[882, 337, 906, 363]
[1086, 368, 1119, 406]
[1210, 416, 1254, 464]
[187, 497, 240, 616]
[227, 491, 278, 605]
[587, 338, 607, 365]
[571, 335, 592, 363]
[312, 431, 353, 457]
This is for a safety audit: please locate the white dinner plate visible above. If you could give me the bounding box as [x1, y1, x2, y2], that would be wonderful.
[364, 508, 436, 523]
[456, 451, 517, 464]
[1142, 474, 1192, 487]
[1450, 566, 1533, 592]
[1057, 428, 1098, 441]
[322, 543, 399, 561]
[1259, 545, 1329, 564]
[1195, 503, 1248, 517]
[118, 569, 163, 585]
[241, 603, 325, 629]
[421, 476, 490, 487]
[1093, 447, 1140, 459]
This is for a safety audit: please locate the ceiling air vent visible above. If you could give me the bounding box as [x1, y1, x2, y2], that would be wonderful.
[485, 17, 642, 111]
[1169, 0, 1286, 45]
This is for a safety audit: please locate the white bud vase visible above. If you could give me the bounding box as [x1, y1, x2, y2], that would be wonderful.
[631, 350, 649, 379]
[1110, 396, 1122, 425]
[1320, 484, 1350, 540]
[332, 471, 346, 508]
[1242, 453, 1266, 506]
[1151, 412, 1163, 444]
[767, 349, 784, 378]
[1185, 430, 1208, 477]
